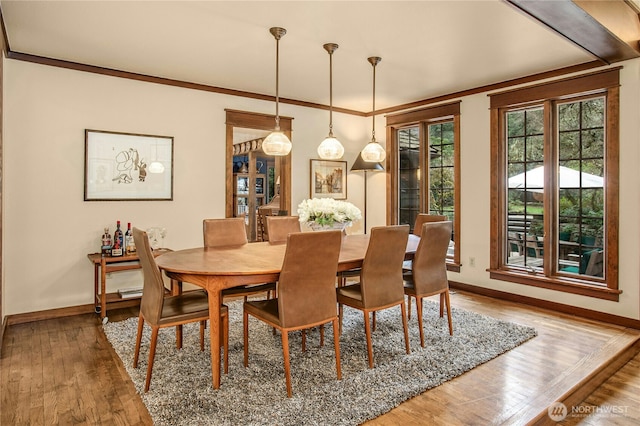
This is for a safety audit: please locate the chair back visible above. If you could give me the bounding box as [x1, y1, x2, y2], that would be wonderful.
[411, 221, 452, 294]
[203, 218, 248, 247]
[266, 216, 301, 244]
[133, 228, 165, 325]
[361, 225, 410, 307]
[413, 214, 447, 236]
[277, 230, 342, 328]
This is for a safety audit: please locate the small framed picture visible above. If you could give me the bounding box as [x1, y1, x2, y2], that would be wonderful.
[310, 159, 347, 199]
[84, 129, 173, 201]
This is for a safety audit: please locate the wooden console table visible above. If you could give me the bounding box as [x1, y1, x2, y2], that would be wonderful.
[87, 249, 171, 322]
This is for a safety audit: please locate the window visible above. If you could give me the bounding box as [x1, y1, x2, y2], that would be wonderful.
[489, 69, 620, 300]
[387, 102, 461, 270]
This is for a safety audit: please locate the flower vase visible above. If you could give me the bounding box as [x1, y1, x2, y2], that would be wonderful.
[309, 221, 351, 233]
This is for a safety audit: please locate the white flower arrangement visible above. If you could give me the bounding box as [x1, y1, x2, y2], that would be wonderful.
[297, 198, 362, 227]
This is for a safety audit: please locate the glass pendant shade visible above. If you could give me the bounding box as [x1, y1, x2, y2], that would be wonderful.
[148, 161, 165, 174]
[262, 131, 292, 156]
[317, 136, 344, 160]
[361, 140, 386, 162]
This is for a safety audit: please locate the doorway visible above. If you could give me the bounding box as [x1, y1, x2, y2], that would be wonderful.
[225, 109, 292, 241]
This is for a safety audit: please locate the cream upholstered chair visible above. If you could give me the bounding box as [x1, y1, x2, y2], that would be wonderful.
[403, 221, 453, 347]
[336, 225, 411, 368]
[265, 216, 301, 244]
[203, 218, 276, 300]
[132, 228, 229, 392]
[243, 230, 343, 397]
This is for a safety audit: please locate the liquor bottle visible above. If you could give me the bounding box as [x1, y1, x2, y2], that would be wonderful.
[125, 222, 136, 255]
[112, 220, 124, 256]
[101, 227, 112, 257]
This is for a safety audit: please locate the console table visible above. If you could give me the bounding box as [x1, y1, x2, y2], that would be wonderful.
[87, 249, 171, 323]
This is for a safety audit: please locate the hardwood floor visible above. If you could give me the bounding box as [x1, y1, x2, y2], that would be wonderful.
[2, 290, 639, 425]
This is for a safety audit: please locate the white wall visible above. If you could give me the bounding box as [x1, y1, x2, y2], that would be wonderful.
[3, 57, 639, 321]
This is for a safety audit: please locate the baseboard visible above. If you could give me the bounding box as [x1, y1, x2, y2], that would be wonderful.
[5, 299, 141, 326]
[450, 281, 640, 330]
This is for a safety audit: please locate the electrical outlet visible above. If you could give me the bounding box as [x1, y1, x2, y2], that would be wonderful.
[469, 257, 476, 267]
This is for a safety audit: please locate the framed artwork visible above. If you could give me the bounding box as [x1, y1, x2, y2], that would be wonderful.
[84, 129, 173, 201]
[310, 159, 347, 199]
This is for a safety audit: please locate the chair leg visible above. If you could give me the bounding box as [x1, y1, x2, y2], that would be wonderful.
[416, 296, 425, 347]
[338, 303, 343, 336]
[319, 324, 325, 347]
[176, 324, 183, 349]
[301, 329, 307, 352]
[223, 313, 229, 374]
[372, 311, 377, 332]
[439, 293, 445, 318]
[199, 321, 205, 352]
[144, 326, 160, 392]
[407, 294, 412, 320]
[444, 290, 453, 336]
[133, 315, 144, 368]
[400, 302, 411, 354]
[364, 311, 374, 368]
[332, 318, 342, 380]
[243, 310, 250, 367]
[281, 330, 292, 398]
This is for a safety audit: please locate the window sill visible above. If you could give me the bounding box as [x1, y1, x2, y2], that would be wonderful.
[488, 268, 621, 301]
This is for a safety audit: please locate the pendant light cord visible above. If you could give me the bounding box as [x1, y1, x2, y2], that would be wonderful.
[274, 34, 281, 130]
[328, 48, 334, 137]
[371, 61, 376, 142]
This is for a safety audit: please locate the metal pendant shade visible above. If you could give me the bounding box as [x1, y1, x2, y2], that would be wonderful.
[317, 43, 344, 160]
[361, 56, 386, 163]
[263, 27, 292, 156]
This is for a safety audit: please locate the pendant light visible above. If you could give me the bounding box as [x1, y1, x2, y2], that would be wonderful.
[262, 27, 292, 156]
[361, 56, 386, 163]
[317, 43, 345, 160]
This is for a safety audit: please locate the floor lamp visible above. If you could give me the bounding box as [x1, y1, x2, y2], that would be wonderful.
[351, 152, 384, 234]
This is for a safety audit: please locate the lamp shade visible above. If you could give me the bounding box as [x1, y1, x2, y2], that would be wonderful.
[361, 141, 386, 162]
[351, 152, 384, 171]
[262, 130, 292, 156]
[317, 136, 344, 160]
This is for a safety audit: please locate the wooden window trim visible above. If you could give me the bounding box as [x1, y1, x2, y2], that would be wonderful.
[488, 70, 620, 301]
[386, 101, 461, 268]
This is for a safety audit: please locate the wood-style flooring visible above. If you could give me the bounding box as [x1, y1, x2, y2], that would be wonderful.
[2, 290, 639, 425]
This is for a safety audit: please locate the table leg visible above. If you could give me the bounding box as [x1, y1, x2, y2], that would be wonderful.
[100, 257, 107, 320]
[207, 288, 221, 389]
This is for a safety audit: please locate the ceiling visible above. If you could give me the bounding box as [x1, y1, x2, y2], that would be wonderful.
[2, 0, 602, 117]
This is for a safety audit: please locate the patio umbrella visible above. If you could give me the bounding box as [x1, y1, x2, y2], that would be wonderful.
[508, 165, 603, 193]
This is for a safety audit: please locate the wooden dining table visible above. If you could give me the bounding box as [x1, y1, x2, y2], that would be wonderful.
[155, 232, 420, 389]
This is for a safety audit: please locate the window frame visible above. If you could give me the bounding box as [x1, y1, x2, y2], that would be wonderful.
[387, 101, 461, 271]
[488, 68, 620, 301]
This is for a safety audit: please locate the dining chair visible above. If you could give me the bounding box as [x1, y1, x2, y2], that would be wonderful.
[132, 228, 229, 392]
[336, 225, 411, 368]
[243, 230, 343, 397]
[265, 216, 301, 244]
[403, 214, 448, 274]
[203, 218, 277, 300]
[402, 221, 453, 347]
[412, 213, 447, 235]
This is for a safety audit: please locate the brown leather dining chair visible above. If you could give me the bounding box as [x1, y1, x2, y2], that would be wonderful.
[132, 228, 229, 392]
[403, 221, 454, 347]
[243, 230, 343, 397]
[265, 216, 301, 244]
[412, 213, 447, 235]
[336, 225, 411, 368]
[203, 218, 276, 300]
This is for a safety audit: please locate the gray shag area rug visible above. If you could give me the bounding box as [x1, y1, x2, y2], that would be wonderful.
[103, 298, 537, 425]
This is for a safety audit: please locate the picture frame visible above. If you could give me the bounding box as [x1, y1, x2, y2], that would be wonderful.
[84, 129, 173, 201]
[310, 159, 347, 199]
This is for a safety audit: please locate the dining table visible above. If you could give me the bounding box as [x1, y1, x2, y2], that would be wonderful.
[155, 232, 420, 389]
